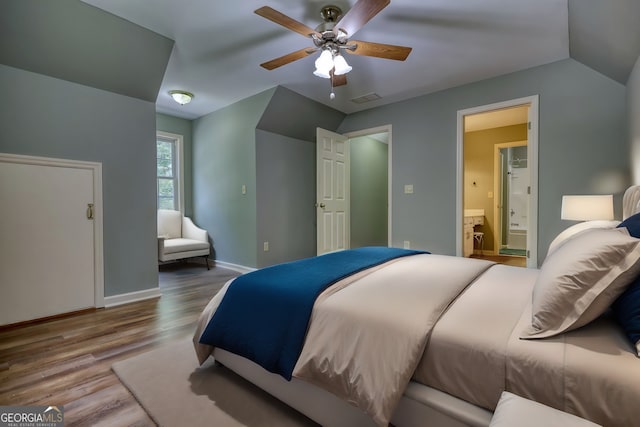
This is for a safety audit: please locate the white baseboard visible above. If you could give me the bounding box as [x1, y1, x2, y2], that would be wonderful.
[213, 260, 255, 274]
[104, 287, 161, 308]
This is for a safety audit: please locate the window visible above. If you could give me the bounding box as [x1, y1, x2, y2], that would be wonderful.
[156, 131, 183, 212]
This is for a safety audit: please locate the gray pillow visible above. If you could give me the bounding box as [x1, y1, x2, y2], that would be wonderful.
[522, 227, 640, 339]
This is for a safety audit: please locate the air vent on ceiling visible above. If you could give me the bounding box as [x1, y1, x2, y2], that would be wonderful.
[351, 93, 381, 104]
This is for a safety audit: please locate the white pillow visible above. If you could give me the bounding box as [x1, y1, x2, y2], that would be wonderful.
[522, 227, 640, 339]
[547, 220, 620, 257]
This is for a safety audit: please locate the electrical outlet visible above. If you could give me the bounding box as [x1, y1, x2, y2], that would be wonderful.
[263, 241, 269, 252]
[242, 184, 247, 195]
[403, 241, 410, 249]
[404, 184, 414, 194]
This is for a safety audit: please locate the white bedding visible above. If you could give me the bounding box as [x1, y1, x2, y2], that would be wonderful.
[417, 264, 640, 427]
[293, 254, 493, 426]
[415, 265, 539, 410]
[194, 254, 640, 427]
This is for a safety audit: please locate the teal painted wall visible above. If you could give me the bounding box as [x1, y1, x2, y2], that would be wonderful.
[350, 136, 388, 248]
[254, 86, 344, 267]
[192, 88, 276, 268]
[156, 113, 194, 218]
[0, 64, 158, 296]
[192, 86, 344, 268]
[256, 130, 316, 267]
[338, 59, 628, 264]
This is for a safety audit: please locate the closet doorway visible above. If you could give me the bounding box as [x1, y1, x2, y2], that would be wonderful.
[0, 153, 104, 326]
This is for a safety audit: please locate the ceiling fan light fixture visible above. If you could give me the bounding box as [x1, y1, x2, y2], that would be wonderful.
[315, 49, 334, 73]
[313, 69, 331, 79]
[169, 90, 194, 105]
[333, 54, 352, 75]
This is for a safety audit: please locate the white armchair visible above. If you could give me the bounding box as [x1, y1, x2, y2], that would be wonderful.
[157, 209, 211, 269]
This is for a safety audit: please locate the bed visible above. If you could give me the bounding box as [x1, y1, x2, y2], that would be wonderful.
[193, 186, 640, 427]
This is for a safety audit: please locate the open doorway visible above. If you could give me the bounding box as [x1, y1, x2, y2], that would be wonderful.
[347, 130, 389, 248]
[456, 96, 538, 268]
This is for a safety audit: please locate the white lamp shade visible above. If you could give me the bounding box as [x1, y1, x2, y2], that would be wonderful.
[313, 68, 331, 79]
[561, 195, 614, 221]
[315, 50, 334, 74]
[333, 54, 352, 75]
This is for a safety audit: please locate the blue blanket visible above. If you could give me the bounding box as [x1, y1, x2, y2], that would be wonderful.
[199, 246, 427, 380]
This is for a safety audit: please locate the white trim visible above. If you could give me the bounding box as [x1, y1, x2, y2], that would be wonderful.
[157, 131, 185, 214]
[456, 95, 539, 268]
[0, 152, 105, 308]
[104, 287, 161, 308]
[344, 124, 393, 246]
[214, 260, 256, 274]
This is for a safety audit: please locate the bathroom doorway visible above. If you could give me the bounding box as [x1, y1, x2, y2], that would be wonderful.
[457, 96, 538, 268]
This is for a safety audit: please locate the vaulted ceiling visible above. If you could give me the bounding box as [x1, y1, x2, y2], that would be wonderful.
[1, 0, 638, 120]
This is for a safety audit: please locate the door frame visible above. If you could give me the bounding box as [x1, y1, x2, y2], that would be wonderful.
[493, 140, 528, 255]
[0, 152, 104, 307]
[456, 95, 539, 268]
[344, 124, 393, 246]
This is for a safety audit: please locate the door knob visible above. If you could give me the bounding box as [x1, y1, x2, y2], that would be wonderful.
[319, 203, 325, 208]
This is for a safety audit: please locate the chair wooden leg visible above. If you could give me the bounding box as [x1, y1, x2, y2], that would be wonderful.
[203, 256, 210, 270]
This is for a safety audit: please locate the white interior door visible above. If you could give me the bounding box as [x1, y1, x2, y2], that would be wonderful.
[317, 128, 350, 255]
[0, 155, 101, 325]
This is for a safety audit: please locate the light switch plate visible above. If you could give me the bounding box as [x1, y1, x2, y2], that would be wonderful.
[404, 185, 414, 194]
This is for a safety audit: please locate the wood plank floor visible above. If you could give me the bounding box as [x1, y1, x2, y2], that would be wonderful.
[0, 262, 240, 426]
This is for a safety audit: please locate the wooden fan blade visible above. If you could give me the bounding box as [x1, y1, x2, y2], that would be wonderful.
[346, 40, 412, 61]
[260, 47, 317, 70]
[255, 6, 321, 38]
[334, 0, 390, 37]
[331, 71, 347, 87]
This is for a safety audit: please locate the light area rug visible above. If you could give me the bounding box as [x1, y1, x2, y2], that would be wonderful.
[112, 338, 319, 427]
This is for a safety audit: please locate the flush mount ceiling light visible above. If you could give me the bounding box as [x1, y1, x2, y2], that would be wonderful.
[169, 90, 194, 105]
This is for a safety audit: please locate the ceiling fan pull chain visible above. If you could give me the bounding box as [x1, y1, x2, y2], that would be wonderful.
[329, 74, 336, 100]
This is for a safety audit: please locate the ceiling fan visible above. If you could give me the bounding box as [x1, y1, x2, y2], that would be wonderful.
[255, 0, 412, 89]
